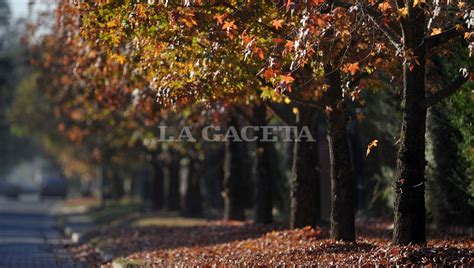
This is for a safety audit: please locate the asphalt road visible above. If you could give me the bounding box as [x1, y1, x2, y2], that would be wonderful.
[0, 195, 76, 268]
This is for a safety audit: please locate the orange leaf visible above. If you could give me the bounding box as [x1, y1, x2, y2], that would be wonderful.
[280, 74, 295, 84]
[241, 31, 254, 47]
[285, 40, 294, 52]
[273, 37, 284, 44]
[343, 62, 360, 76]
[378, 2, 391, 12]
[222, 20, 237, 31]
[263, 69, 276, 81]
[214, 13, 225, 24]
[254, 47, 265, 60]
[272, 19, 284, 30]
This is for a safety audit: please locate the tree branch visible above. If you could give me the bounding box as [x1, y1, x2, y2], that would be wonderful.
[419, 70, 472, 109]
[348, 72, 369, 89]
[257, 76, 321, 110]
[361, 5, 402, 49]
[232, 104, 258, 125]
[334, 0, 403, 49]
[425, 27, 463, 50]
[265, 102, 296, 126]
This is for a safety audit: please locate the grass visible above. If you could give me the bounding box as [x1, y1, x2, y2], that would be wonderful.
[130, 213, 208, 228]
[112, 258, 147, 267]
[63, 196, 101, 208]
[88, 202, 142, 225]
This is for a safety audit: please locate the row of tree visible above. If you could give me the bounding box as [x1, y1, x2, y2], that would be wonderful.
[18, 0, 473, 245]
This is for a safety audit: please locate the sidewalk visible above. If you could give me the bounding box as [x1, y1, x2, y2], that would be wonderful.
[55, 201, 141, 265]
[0, 196, 79, 268]
[55, 204, 98, 244]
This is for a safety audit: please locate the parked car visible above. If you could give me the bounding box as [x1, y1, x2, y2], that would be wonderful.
[0, 181, 21, 199]
[40, 177, 67, 199]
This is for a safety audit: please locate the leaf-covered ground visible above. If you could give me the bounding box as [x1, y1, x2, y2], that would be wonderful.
[67, 218, 473, 266]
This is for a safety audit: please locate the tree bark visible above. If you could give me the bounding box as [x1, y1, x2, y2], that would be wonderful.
[223, 115, 247, 221]
[166, 150, 181, 211]
[254, 103, 273, 224]
[393, 10, 427, 245]
[151, 158, 165, 210]
[324, 66, 356, 241]
[290, 105, 321, 229]
[348, 112, 365, 210]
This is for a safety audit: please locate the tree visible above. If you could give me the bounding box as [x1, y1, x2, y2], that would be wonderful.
[253, 104, 274, 224]
[290, 105, 321, 229]
[426, 46, 474, 226]
[68, 1, 384, 241]
[360, 0, 473, 245]
[77, 1, 279, 223]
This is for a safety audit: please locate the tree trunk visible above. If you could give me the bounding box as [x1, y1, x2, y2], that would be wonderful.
[290, 105, 321, 229]
[183, 157, 203, 216]
[347, 113, 364, 210]
[166, 150, 181, 211]
[254, 103, 273, 224]
[109, 169, 124, 201]
[97, 165, 107, 206]
[204, 146, 225, 209]
[324, 66, 355, 241]
[223, 115, 246, 221]
[151, 159, 165, 210]
[393, 11, 427, 245]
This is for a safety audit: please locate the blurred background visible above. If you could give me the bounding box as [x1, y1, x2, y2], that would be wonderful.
[0, 0, 472, 227]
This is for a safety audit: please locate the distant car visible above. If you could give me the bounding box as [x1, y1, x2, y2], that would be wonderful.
[0, 181, 21, 199]
[40, 177, 67, 198]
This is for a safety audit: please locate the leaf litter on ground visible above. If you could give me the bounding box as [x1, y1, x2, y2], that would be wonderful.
[66, 218, 473, 266]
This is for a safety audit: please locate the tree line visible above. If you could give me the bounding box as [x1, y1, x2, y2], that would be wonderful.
[12, 0, 474, 246]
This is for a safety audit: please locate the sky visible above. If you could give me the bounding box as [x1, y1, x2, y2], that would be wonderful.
[8, 0, 29, 19]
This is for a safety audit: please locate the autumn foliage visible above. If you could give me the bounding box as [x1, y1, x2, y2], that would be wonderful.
[23, 0, 474, 264]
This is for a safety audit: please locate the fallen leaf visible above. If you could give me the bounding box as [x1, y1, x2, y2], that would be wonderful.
[366, 139, 379, 156]
[431, 28, 442, 36]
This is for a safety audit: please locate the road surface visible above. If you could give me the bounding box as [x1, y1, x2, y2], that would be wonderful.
[0, 195, 76, 268]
